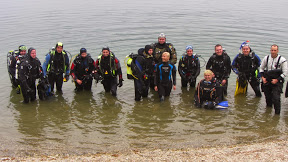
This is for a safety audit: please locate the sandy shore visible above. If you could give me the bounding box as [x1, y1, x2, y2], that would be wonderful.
[1, 140, 288, 161]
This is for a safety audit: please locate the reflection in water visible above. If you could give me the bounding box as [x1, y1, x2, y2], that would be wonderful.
[179, 87, 195, 105]
[7, 82, 288, 155]
[12, 91, 72, 152]
[10, 90, 43, 144]
[232, 95, 288, 144]
[70, 91, 125, 152]
[127, 97, 175, 148]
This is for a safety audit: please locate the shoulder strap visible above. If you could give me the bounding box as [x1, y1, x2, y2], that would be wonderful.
[266, 55, 282, 70]
[251, 51, 255, 58]
[135, 59, 143, 71]
[266, 55, 269, 70]
[276, 56, 282, 69]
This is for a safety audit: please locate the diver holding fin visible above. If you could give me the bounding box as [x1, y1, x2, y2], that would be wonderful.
[235, 72, 248, 95]
[232, 41, 262, 97]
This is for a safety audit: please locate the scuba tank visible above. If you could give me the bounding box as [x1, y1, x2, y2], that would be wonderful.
[7, 50, 20, 87]
[124, 53, 138, 79]
[15, 59, 21, 79]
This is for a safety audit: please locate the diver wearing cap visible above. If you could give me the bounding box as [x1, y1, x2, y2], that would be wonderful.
[95, 47, 123, 96]
[42, 42, 70, 92]
[194, 70, 224, 109]
[206, 44, 231, 95]
[151, 33, 177, 64]
[18, 48, 44, 103]
[8, 45, 27, 91]
[70, 48, 95, 91]
[260, 44, 288, 114]
[232, 41, 262, 97]
[178, 45, 200, 88]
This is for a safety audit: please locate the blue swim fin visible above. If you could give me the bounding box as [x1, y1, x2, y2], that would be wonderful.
[218, 101, 229, 107]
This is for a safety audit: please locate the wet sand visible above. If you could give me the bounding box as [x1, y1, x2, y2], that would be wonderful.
[1, 140, 287, 161]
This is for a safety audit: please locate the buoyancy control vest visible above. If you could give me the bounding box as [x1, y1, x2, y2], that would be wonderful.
[199, 78, 218, 101]
[209, 52, 230, 79]
[72, 54, 94, 78]
[19, 55, 42, 81]
[125, 53, 139, 79]
[47, 50, 68, 74]
[152, 42, 176, 64]
[179, 54, 199, 74]
[97, 52, 117, 77]
[236, 51, 260, 77]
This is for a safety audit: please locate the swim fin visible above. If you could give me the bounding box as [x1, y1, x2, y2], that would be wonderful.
[218, 101, 228, 107]
[215, 101, 229, 109]
[234, 78, 248, 96]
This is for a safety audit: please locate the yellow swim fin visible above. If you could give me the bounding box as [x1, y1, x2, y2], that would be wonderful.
[235, 78, 248, 96]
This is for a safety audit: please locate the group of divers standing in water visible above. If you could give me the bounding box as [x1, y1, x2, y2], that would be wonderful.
[7, 33, 288, 114]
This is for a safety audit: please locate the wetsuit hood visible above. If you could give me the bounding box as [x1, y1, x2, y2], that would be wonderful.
[145, 45, 153, 54]
[27, 47, 36, 60]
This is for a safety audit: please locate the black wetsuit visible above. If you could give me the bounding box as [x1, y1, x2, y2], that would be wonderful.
[194, 78, 223, 109]
[18, 55, 43, 103]
[96, 53, 123, 96]
[206, 52, 231, 95]
[178, 54, 200, 88]
[43, 51, 70, 92]
[232, 51, 262, 97]
[132, 48, 155, 100]
[71, 54, 95, 91]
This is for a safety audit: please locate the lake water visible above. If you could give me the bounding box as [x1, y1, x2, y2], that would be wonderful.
[1, 0, 288, 156]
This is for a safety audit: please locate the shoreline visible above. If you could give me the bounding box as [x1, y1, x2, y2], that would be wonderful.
[2, 140, 288, 161]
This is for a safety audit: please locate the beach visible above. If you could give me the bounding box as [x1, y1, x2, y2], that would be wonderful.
[2, 140, 287, 161]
